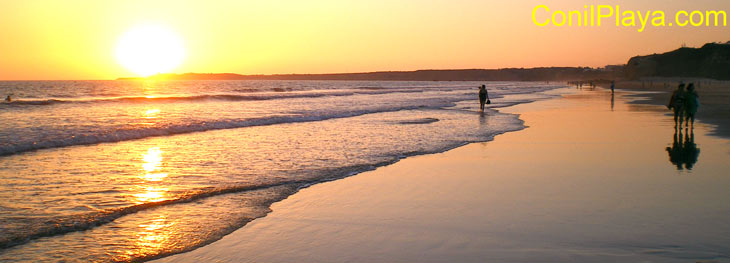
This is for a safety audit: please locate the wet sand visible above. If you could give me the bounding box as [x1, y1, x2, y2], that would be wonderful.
[154, 88, 730, 263]
[613, 80, 730, 138]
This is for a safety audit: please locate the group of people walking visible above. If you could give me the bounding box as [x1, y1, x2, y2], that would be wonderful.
[477, 82, 699, 130]
[667, 83, 700, 128]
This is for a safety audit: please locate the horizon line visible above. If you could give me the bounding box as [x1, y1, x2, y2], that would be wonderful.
[0, 65, 626, 81]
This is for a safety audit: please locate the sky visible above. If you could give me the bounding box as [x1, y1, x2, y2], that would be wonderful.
[0, 0, 729, 80]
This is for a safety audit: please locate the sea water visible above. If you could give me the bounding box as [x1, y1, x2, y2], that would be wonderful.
[0, 80, 561, 262]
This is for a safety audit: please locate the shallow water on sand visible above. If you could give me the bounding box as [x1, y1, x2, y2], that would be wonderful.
[152, 87, 730, 263]
[0, 80, 561, 262]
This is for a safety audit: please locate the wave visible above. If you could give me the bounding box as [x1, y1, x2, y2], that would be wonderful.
[0, 86, 561, 157]
[0, 108, 526, 252]
[357, 86, 388, 90]
[0, 83, 562, 262]
[395, 118, 440, 124]
[0, 159, 400, 250]
[0, 89, 428, 108]
[1, 99, 67, 106]
[0, 181, 301, 249]
[0, 103, 452, 157]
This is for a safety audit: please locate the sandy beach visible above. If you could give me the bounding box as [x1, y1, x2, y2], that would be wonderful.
[155, 87, 730, 263]
[614, 80, 730, 138]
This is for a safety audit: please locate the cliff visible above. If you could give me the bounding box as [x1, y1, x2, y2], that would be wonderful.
[625, 43, 730, 80]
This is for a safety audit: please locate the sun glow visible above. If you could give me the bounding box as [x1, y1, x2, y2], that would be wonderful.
[115, 24, 185, 77]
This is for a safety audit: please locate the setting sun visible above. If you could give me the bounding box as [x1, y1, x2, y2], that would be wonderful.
[115, 24, 185, 77]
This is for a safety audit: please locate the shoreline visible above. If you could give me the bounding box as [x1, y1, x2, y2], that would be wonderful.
[154, 87, 730, 262]
[0, 82, 561, 262]
[612, 80, 730, 138]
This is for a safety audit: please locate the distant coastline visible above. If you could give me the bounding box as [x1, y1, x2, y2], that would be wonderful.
[116, 68, 620, 82]
[118, 41, 730, 81]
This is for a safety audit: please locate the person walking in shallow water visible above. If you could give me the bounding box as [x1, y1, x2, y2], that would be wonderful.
[684, 83, 699, 128]
[478, 85, 489, 111]
[668, 83, 687, 127]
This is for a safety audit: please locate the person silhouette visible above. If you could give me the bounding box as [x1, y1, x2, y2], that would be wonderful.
[4, 95, 10, 102]
[667, 83, 686, 127]
[684, 83, 699, 128]
[478, 85, 489, 111]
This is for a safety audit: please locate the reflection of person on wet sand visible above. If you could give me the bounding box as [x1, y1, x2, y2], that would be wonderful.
[610, 80, 615, 94]
[666, 128, 682, 170]
[610, 93, 614, 111]
[683, 129, 700, 169]
[666, 128, 700, 170]
[479, 111, 487, 126]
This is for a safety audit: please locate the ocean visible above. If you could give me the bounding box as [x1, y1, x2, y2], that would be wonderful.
[0, 80, 561, 262]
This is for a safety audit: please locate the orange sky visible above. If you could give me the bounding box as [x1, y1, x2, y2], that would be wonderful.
[1, 0, 728, 80]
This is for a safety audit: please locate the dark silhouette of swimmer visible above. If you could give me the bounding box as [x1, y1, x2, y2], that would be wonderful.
[4, 95, 10, 102]
[478, 85, 489, 111]
[666, 127, 700, 170]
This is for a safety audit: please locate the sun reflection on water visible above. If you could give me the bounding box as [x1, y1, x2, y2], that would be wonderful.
[141, 147, 168, 181]
[133, 216, 175, 260]
[140, 108, 162, 126]
[129, 147, 170, 204]
[133, 186, 169, 203]
[143, 108, 161, 117]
